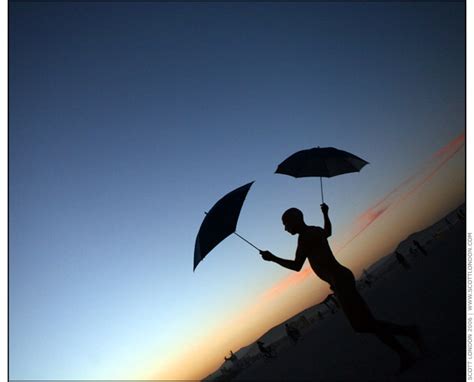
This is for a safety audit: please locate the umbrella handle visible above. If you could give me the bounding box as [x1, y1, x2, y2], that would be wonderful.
[233, 232, 261, 252]
[320, 177, 324, 204]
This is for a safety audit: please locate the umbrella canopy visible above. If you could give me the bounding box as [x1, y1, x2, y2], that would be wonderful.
[194, 181, 256, 271]
[275, 147, 368, 178]
[275, 147, 369, 202]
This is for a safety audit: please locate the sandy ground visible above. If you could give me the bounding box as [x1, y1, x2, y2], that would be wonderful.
[232, 217, 466, 381]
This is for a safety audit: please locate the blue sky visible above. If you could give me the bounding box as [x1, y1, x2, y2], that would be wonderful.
[9, 2, 465, 379]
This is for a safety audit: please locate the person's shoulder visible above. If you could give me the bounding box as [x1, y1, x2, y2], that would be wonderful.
[309, 226, 324, 235]
[299, 226, 324, 240]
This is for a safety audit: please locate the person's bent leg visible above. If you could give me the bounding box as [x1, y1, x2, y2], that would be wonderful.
[333, 277, 415, 371]
[351, 318, 416, 372]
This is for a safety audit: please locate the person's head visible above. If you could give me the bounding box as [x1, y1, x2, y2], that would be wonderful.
[282, 208, 305, 235]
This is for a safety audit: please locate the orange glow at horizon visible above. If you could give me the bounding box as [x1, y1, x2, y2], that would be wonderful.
[340, 132, 465, 251]
[399, 136, 465, 202]
[433, 132, 465, 158]
[261, 267, 313, 300]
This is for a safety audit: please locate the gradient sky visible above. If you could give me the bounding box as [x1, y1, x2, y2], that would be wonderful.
[9, 1, 465, 380]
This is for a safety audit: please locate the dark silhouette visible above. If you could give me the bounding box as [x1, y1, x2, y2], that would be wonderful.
[322, 294, 338, 314]
[220, 366, 232, 375]
[412, 240, 427, 256]
[275, 146, 369, 204]
[260, 203, 423, 373]
[194, 182, 257, 271]
[363, 269, 373, 280]
[317, 311, 324, 320]
[285, 323, 301, 344]
[257, 341, 276, 359]
[445, 217, 453, 230]
[224, 350, 238, 363]
[328, 294, 340, 308]
[395, 251, 411, 270]
[325, 302, 335, 314]
[362, 269, 374, 287]
[457, 209, 465, 222]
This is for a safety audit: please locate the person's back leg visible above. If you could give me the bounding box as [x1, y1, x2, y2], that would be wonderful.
[333, 275, 416, 372]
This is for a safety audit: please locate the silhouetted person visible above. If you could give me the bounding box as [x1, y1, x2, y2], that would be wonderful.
[260, 203, 423, 373]
[322, 296, 336, 314]
[325, 302, 335, 314]
[285, 323, 301, 344]
[395, 251, 410, 270]
[257, 341, 275, 358]
[445, 218, 453, 230]
[224, 350, 238, 363]
[328, 293, 340, 308]
[412, 240, 427, 256]
[362, 269, 374, 287]
[363, 269, 373, 281]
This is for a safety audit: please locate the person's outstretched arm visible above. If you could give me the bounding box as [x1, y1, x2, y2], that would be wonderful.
[260, 246, 306, 271]
[321, 203, 332, 237]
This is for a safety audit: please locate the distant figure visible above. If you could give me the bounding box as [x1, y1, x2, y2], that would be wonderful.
[257, 341, 276, 358]
[224, 350, 238, 363]
[285, 323, 301, 344]
[328, 294, 340, 308]
[412, 240, 427, 256]
[395, 251, 411, 270]
[322, 294, 337, 314]
[260, 204, 423, 373]
[363, 269, 374, 281]
[445, 218, 453, 230]
[325, 303, 335, 314]
[362, 269, 375, 287]
[457, 209, 465, 222]
[220, 366, 233, 376]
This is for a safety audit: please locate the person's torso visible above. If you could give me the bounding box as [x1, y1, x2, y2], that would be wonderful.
[299, 226, 347, 283]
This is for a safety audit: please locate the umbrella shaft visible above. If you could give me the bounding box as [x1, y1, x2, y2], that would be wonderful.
[320, 177, 324, 203]
[233, 232, 260, 252]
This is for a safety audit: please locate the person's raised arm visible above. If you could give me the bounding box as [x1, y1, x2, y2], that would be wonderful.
[321, 203, 332, 238]
[260, 246, 306, 272]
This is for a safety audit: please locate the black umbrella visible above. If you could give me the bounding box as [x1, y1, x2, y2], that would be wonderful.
[194, 181, 260, 271]
[275, 147, 369, 203]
